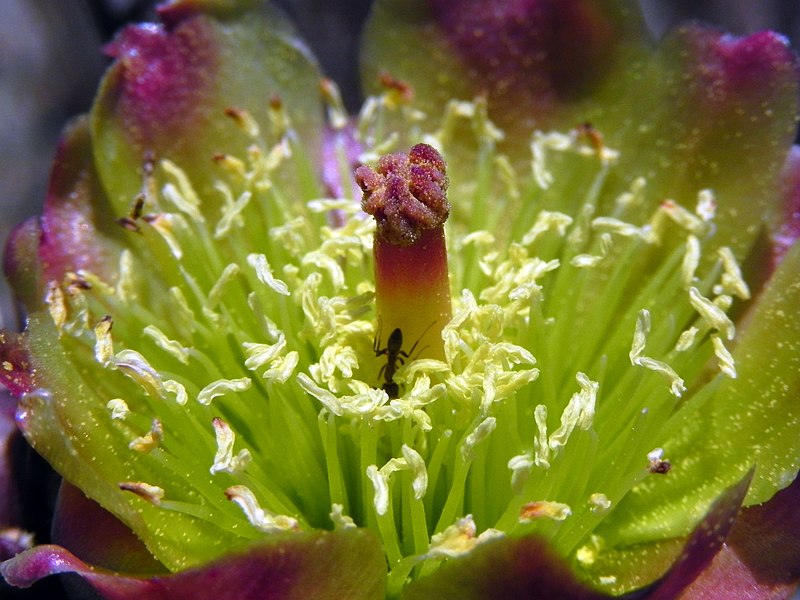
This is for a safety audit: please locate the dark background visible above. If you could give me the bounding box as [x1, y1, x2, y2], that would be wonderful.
[0, 1, 799, 597]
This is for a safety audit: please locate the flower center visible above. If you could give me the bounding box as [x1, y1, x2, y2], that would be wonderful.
[25, 80, 748, 591]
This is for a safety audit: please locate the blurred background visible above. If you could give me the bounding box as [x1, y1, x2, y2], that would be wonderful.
[1, 0, 800, 329]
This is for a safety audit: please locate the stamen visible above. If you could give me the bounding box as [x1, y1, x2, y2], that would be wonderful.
[659, 200, 708, 237]
[630, 310, 686, 397]
[223, 107, 261, 139]
[426, 515, 503, 558]
[695, 189, 717, 221]
[107, 398, 130, 420]
[45, 282, 67, 333]
[207, 263, 241, 309]
[592, 217, 648, 240]
[711, 334, 737, 378]
[571, 233, 613, 268]
[116, 250, 137, 302]
[197, 378, 252, 406]
[210, 417, 252, 475]
[366, 464, 390, 516]
[548, 373, 598, 452]
[225, 485, 299, 533]
[589, 493, 611, 514]
[129, 419, 163, 453]
[248, 253, 290, 296]
[715, 247, 750, 300]
[461, 417, 496, 461]
[647, 448, 672, 474]
[161, 160, 205, 223]
[401, 445, 429, 500]
[519, 501, 572, 522]
[243, 337, 287, 371]
[143, 325, 190, 364]
[681, 235, 701, 289]
[110, 349, 166, 399]
[320, 78, 348, 130]
[675, 327, 699, 352]
[215, 189, 253, 239]
[94, 315, 114, 365]
[330, 504, 356, 530]
[688, 287, 735, 340]
[615, 177, 647, 209]
[508, 454, 535, 494]
[146, 214, 185, 259]
[119, 481, 165, 505]
[163, 379, 188, 405]
[533, 404, 550, 468]
[520, 211, 573, 246]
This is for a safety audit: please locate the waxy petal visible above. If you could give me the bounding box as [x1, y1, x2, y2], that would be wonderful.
[598, 240, 800, 548]
[0, 332, 33, 398]
[3, 218, 45, 312]
[361, 0, 645, 141]
[364, 4, 798, 259]
[573, 470, 752, 596]
[1, 528, 386, 600]
[776, 145, 800, 258]
[39, 117, 124, 284]
[603, 26, 800, 260]
[642, 470, 752, 600]
[15, 312, 250, 570]
[4, 116, 126, 313]
[51, 482, 165, 575]
[92, 1, 325, 215]
[678, 475, 800, 599]
[402, 471, 752, 599]
[402, 535, 608, 600]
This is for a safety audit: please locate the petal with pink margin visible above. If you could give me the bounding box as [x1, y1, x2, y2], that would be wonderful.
[678, 475, 800, 599]
[400, 471, 752, 599]
[38, 116, 124, 285]
[600, 25, 799, 260]
[91, 1, 325, 217]
[775, 145, 800, 260]
[361, 0, 646, 142]
[1, 528, 386, 600]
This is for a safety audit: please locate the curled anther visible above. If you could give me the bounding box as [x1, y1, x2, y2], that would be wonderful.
[356, 143, 450, 246]
[379, 71, 414, 104]
[118, 481, 165, 505]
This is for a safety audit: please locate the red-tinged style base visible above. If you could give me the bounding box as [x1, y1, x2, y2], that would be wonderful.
[374, 227, 452, 361]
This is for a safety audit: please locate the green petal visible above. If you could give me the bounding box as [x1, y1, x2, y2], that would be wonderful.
[579, 470, 752, 595]
[18, 312, 250, 569]
[92, 2, 324, 215]
[360, 0, 646, 152]
[599, 26, 800, 260]
[596, 240, 800, 548]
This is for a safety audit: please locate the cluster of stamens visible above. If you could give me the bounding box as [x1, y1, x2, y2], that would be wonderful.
[23, 75, 751, 594]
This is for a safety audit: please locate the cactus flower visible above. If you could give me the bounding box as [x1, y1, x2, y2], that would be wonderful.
[1, 1, 800, 598]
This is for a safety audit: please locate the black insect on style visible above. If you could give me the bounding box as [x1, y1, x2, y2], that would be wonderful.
[373, 320, 435, 399]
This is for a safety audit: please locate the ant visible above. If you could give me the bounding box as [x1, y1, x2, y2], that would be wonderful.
[373, 319, 435, 399]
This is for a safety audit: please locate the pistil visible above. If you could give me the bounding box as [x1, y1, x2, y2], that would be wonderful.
[356, 143, 453, 367]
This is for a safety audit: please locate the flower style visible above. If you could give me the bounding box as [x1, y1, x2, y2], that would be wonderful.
[2, 0, 800, 598]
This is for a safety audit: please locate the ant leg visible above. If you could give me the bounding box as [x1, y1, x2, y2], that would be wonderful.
[373, 317, 383, 354]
